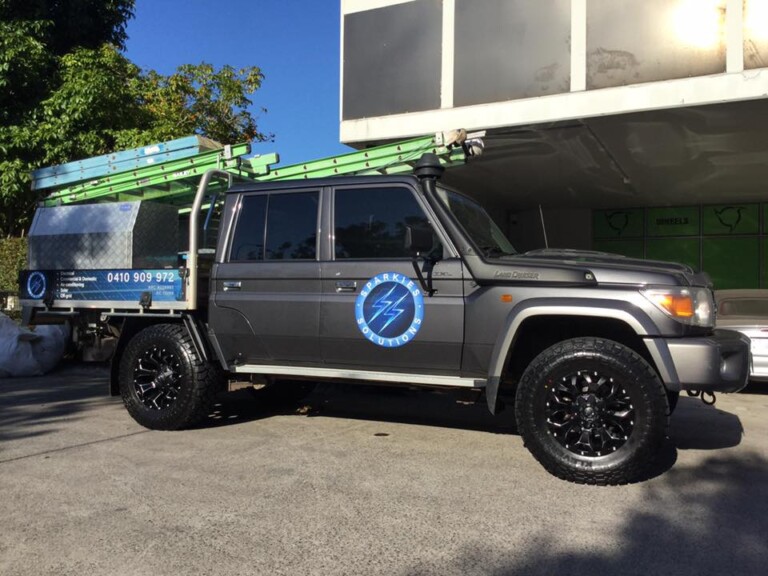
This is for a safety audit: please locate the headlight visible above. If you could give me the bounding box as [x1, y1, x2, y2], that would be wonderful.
[641, 287, 714, 328]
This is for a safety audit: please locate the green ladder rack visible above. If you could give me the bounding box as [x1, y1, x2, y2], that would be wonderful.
[39, 132, 476, 209]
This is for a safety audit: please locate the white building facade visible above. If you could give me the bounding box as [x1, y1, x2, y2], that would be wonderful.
[340, 0, 768, 289]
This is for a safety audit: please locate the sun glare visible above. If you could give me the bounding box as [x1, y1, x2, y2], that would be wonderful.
[671, 0, 724, 48]
[745, 0, 768, 41]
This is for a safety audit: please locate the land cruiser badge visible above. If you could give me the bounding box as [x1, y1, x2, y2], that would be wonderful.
[355, 272, 424, 347]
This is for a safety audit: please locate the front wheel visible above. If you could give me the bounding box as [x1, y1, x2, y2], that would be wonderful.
[119, 323, 223, 430]
[515, 337, 668, 485]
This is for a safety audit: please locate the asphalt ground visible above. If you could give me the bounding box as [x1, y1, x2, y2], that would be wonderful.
[1, 364, 767, 576]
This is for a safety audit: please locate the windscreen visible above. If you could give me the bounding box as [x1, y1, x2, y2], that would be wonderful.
[435, 186, 517, 257]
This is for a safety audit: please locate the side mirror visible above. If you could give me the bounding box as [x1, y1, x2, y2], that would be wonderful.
[404, 226, 434, 257]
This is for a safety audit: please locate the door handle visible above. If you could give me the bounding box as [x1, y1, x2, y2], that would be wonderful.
[223, 281, 241, 291]
[335, 280, 357, 293]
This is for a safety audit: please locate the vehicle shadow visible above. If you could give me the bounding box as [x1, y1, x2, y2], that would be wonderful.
[742, 380, 768, 394]
[670, 396, 744, 450]
[206, 383, 749, 485]
[201, 387, 292, 428]
[0, 362, 112, 444]
[204, 382, 518, 435]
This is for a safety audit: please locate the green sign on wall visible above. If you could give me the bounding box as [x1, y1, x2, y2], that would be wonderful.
[646, 238, 700, 271]
[593, 203, 768, 289]
[593, 209, 644, 239]
[762, 205, 768, 233]
[646, 207, 700, 237]
[703, 238, 760, 289]
[702, 204, 758, 235]
[763, 238, 768, 287]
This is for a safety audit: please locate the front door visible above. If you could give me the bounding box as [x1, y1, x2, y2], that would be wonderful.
[320, 184, 465, 374]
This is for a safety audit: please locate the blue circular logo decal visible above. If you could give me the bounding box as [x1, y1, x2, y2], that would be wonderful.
[355, 272, 424, 347]
[27, 271, 47, 299]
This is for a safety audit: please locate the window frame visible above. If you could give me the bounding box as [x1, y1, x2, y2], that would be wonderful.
[226, 188, 322, 263]
[330, 183, 455, 261]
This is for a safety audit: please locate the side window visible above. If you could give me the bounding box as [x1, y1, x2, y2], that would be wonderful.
[229, 191, 318, 261]
[265, 192, 318, 260]
[334, 187, 432, 259]
[230, 195, 267, 261]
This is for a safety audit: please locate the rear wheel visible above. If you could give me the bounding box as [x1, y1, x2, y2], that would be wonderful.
[119, 324, 223, 430]
[515, 337, 668, 485]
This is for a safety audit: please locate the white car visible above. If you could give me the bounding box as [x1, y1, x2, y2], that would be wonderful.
[716, 289, 768, 383]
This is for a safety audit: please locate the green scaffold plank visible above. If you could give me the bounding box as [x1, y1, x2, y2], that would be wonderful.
[42, 144, 255, 206]
[40, 133, 470, 208]
[174, 137, 467, 214]
[256, 135, 461, 180]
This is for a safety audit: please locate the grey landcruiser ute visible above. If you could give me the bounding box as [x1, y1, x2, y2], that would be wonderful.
[20, 155, 750, 485]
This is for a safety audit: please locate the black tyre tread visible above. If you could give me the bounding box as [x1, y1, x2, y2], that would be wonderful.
[119, 323, 223, 430]
[514, 337, 668, 486]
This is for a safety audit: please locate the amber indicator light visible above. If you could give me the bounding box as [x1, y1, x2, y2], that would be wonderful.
[657, 295, 694, 318]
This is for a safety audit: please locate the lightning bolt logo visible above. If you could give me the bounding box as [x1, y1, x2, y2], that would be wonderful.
[355, 272, 425, 348]
[369, 286, 409, 332]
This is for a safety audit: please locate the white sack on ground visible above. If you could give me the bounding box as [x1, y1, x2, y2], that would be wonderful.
[0, 313, 69, 377]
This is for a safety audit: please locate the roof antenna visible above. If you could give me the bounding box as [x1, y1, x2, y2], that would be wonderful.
[539, 205, 549, 249]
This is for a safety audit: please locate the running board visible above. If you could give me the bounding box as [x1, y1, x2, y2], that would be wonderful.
[232, 364, 487, 389]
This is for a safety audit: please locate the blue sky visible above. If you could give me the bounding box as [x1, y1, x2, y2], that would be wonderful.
[125, 0, 352, 167]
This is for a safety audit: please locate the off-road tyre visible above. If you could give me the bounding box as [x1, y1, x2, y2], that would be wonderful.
[250, 379, 316, 408]
[515, 337, 668, 485]
[119, 323, 223, 430]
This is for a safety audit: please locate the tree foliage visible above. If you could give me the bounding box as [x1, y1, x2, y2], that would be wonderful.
[0, 237, 27, 292]
[0, 0, 134, 125]
[0, 0, 270, 237]
[135, 64, 267, 146]
[0, 0, 134, 54]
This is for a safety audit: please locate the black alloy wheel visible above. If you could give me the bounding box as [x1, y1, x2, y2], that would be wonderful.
[515, 337, 668, 485]
[545, 370, 635, 458]
[132, 344, 183, 411]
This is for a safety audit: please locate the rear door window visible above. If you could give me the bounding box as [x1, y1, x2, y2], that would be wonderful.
[229, 191, 319, 261]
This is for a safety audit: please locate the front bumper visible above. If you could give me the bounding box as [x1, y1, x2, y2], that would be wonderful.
[664, 329, 750, 393]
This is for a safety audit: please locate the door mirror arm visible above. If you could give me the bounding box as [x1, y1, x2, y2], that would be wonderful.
[405, 226, 438, 296]
[411, 258, 436, 297]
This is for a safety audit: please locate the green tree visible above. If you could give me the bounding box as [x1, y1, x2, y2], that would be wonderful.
[132, 64, 267, 146]
[0, 0, 134, 125]
[0, 0, 269, 237]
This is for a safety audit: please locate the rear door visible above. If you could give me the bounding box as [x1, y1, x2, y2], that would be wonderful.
[210, 188, 322, 366]
[319, 184, 465, 374]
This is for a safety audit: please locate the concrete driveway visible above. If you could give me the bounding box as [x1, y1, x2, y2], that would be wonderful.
[1, 364, 767, 576]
